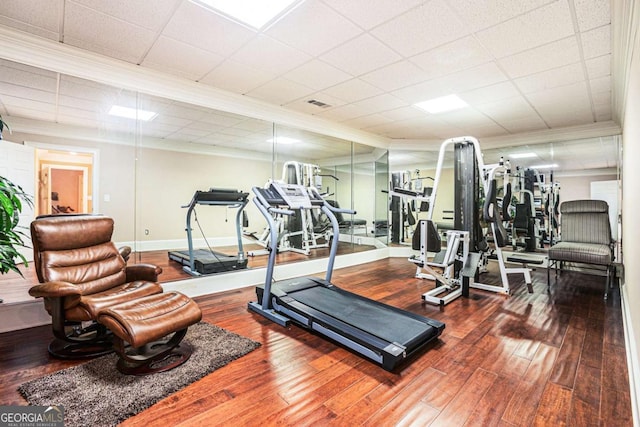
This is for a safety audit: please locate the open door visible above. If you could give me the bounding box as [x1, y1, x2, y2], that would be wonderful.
[35, 149, 94, 216]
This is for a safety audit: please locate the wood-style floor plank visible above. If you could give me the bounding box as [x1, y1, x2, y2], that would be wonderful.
[0, 258, 633, 426]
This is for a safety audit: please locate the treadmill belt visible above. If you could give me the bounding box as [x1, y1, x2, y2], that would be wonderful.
[290, 286, 431, 344]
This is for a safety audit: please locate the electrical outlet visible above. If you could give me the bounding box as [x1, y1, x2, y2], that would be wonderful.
[144, 229, 149, 235]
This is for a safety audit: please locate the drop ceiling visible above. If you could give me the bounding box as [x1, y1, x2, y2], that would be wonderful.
[0, 0, 619, 171]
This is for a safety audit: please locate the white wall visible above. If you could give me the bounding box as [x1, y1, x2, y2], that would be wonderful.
[557, 174, 617, 202]
[622, 8, 640, 418]
[9, 131, 273, 243]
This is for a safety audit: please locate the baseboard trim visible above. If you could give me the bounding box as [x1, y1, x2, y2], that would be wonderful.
[162, 247, 390, 298]
[0, 299, 51, 333]
[621, 282, 640, 426]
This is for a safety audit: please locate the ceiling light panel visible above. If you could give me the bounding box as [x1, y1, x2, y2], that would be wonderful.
[414, 94, 468, 114]
[190, 0, 303, 30]
[108, 105, 158, 121]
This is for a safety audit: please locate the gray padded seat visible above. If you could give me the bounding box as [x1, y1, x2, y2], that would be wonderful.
[547, 200, 614, 298]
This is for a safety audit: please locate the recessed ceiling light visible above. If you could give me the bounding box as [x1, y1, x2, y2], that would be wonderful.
[267, 137, 300, 145]
[530, 163, 558, 169]
[190, 0, 303, 30]
[108, 105, 157, 121]
[509, 152, 537, 159]
[414, 94, 468, 114]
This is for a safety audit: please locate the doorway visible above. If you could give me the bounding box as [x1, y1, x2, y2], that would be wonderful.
[35, 149, 95, 216]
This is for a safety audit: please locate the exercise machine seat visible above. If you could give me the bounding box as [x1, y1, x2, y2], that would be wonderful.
[29, 215, 163, 358]
[326, 200, 366, 228]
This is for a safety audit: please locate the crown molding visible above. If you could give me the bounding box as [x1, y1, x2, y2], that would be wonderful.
[611, 0, 639, 127]
[0, 26, 390, 150]
[387, 121, 621, 152]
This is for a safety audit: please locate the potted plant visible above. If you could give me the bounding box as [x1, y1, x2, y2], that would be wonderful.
[0, 113, 10, 140]
[0, 175, 33, 303]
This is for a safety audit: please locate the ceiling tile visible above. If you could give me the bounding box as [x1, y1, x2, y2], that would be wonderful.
[317, 104, 371, 121]
[476, 1, 574, 58]
[585, 54, 611, 79]
[574, 0, 611, 32]
[592, 88, 611, 106]
[320, 33, 402, 76]
[499, 37, 581, 78]
[526, 81, 591, 111]
[409, 36, 492, 80]
[0, 63, 57, 92]
[589, 76, 610, 94]
[459, 81, 521, 105]
[0, 83, 56, 104]
[246, 78, 314, 105]
[371, 0, 469, 57]
[142, 36, 224, 81]
[437, 108, 497, 128]
[266, 1, 362, 56]
[581, 25, 611, 59]
[0, 0, 61, 33]
[391, 62, 507, 104]
[6, 106, 55, 122]
[514, 62, 585, 94]
[351, 93, 407, 115]
[283, 60, 352, 91]
[64, 2, 158, 63]
[435, 62, 508, 95]
[229, 35, 312, 76]
[162, 1, 256, 57]
[320, 78, 384, 103]
[342, 113, 394, 129]
[500, 117, 549, 133]
[359, 61, 428, 92]
[475, 96, 540, 121]
[2, 94, 56, 114]
[447, 0, 551, 32]
[69, 0, 179, 31]
[199, 60, 275, 94]
[0, 16, 58, 41]
[461, 123, 509, 138]
[284, 92, 346, 114]
[322, 0, 423, 30]
[540, 107, 594, 128]
[378, 106, 424, 121]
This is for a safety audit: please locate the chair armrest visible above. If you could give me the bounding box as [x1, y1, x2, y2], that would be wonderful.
[118, 245, 132, 262]
[29, 281, 81, 298]
[126, 264, 163, 282]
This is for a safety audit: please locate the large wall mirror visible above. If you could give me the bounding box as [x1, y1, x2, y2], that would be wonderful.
[0, 57, 388, 304]
[388, 136, 621, 249]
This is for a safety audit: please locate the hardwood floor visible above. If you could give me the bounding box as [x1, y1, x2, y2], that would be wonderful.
[0, 241, 375, 304]
[0, 258, 632, 426]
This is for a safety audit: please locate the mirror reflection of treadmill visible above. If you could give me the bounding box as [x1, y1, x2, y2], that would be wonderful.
[168, 188, 249, 275]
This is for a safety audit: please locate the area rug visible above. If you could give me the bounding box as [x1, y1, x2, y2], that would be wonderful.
[18, 322, 260, 427]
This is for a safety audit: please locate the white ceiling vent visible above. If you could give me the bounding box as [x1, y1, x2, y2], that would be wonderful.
[307, 99, 332, 108]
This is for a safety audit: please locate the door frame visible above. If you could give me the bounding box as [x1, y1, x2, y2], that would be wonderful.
[26, 141, 100, 214]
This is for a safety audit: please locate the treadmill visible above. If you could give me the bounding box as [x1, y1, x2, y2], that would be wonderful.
[248, 181, 445, 371]
[168, 188, 249, 275]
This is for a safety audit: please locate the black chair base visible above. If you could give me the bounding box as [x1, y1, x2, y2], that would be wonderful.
[115, 342, 193, 376]
[48, 337, 113, 359]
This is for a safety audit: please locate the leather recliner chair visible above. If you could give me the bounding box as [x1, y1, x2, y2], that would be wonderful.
[29, 214, 164, 358]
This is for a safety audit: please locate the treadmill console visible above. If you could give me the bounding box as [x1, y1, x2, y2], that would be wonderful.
[272, 182, 312, 209]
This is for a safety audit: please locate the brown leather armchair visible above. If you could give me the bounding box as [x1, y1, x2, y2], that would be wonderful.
[29, 215, 163, 358]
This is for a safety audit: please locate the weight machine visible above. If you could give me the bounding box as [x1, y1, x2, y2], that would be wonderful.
[406, 137, 537, 306]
